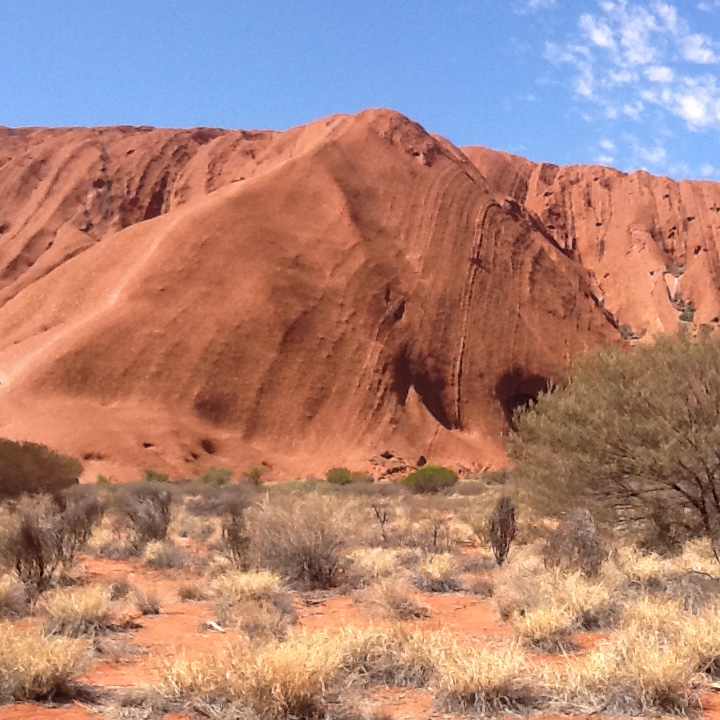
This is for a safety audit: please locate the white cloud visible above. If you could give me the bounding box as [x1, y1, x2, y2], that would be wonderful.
[700, 163, 715, 176]
[645, 65, 674, 82]
[516, 0, 556, 11]
[543, 1, 720, 177]
[544, 1, 720, 131]
[580, 14, 616, 48]
[596, 154, 616, 164]
[681, 33, 720, 63]
[637, 144, 667, 163]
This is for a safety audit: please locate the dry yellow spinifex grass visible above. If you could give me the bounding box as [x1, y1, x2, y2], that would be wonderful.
[0, 622, 88, 701]
[39, 584, 114, 637]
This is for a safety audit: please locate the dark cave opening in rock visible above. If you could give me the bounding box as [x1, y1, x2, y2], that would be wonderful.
[391, 348, 455, 430]
[495, 368, 550, 430]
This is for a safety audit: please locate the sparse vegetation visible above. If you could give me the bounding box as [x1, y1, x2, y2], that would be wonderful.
[198, 466, 232, 486]
[141, 468, 170, 484]
[0, 422, 718, 719]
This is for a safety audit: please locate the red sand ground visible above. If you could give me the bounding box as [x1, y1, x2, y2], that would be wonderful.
[7, 109, 717, 481]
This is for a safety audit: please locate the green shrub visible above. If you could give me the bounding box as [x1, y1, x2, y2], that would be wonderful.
[141, 468, 169, 484]
[0, 440, 82, 497]
[96, 474, 109, 485]
[679, 306, 696, 323]
[198, 466, 232, 486]
[402, 465, 458, 494]
[326, 468, 353, 485]
[242, 465, 267, 486]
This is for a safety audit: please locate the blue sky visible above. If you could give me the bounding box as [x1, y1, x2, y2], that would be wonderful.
[1, 1, 719, 180]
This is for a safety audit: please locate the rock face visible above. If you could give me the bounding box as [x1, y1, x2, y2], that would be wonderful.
[0, 109, 713, 481]
[463, 147, 720, 336]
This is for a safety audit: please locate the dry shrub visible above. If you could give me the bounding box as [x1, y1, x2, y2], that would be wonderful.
[178, 583, 209, 602]
[466, 577, 495, 598]
[354, 578, 430, 621]
[434, 642, 535, 714]
[0, 622, 88, 701]
[116, 485, 172, 550]
[0, 498, 66, 597]
[221, 598, 297, 642]
[413, 553, 462, 592]
[0, 573, 28, 618]
[39, 584, 114, 637]
[211, 570, 285, 601]
[543, 508, 606, 577]
[143, 540, 186, 569]
[0, 494, 103, 597]
[56, 489, 104, 563]
[246, 495, 352, 589]
[488, 496, 516, 566]
[220, 513, 251, 569]
[132, 587, 161, 615]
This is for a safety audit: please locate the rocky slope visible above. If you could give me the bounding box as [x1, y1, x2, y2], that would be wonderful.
[0, 110, 714, 482]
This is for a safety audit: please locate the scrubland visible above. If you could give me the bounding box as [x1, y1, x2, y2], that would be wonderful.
[1, 475, 720, 720]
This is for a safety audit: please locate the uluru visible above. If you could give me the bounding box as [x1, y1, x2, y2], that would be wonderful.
[0, 109, 718, 481]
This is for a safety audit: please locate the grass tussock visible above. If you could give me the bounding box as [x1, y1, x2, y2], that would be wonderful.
[162, 635, 338, 719]
[434, 642, 535, 714]
[509, 605, 577, 652]
[131, 586, 161, 616]
[142, 540, 186, 569]
[211, 570, 296, 640]
[39, 584, 114, 637]
[354, 578, 430, 621]
[347, 547, 405, 582]
[413, 553, 462, 592]
[0, 621, 88, 701]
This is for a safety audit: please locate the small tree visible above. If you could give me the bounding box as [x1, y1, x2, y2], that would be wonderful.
[488, 496, 516, 566]
[508, 332, 720, 557]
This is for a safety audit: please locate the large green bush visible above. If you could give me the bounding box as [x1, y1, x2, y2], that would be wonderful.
[401, 465, 458, 494]
[0, 440, 82, 497]
[508, 331, 720, 553]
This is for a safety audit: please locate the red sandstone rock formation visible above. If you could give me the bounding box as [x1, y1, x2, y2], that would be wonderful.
[0, 109, 709, 482]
